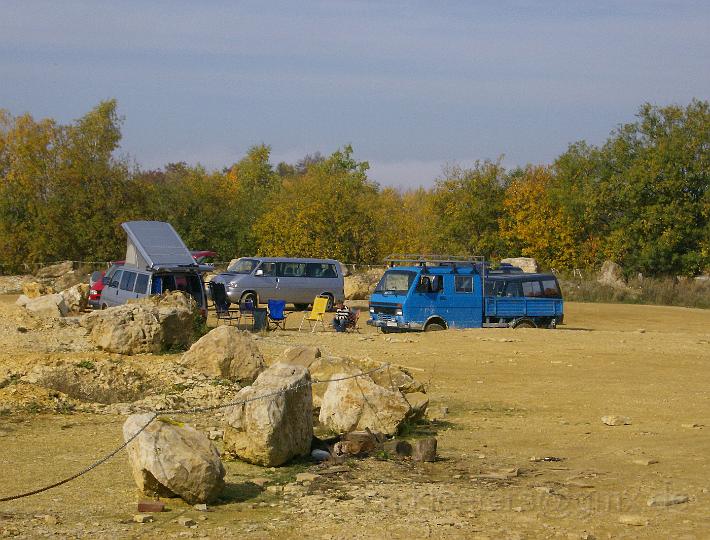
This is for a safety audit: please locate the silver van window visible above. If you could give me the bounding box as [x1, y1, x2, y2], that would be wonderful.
[258, 262, 277, 276]
[228, 259, 258, 274]
[120, 271, 137, 292]
[110, 270, 123, 288]
[305, 263, 337, 278]
[279, 262, 306, 277]
[134, 274, 149, 294]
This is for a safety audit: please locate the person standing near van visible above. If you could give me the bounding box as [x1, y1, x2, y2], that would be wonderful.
[333, 301, 352, 332]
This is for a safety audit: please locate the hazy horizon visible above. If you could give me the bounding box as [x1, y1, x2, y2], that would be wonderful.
[2, 1, 708, 188]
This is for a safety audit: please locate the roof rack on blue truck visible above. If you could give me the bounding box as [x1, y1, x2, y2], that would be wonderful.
[368, 254, 563, 332]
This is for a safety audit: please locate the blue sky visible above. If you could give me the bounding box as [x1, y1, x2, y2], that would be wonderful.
[2, 1, 708, 187]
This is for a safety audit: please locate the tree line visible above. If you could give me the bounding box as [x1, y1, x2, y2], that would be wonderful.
[0, 99, 708, 276]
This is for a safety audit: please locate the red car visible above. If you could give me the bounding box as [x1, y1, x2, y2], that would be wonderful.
[88, 250, 217, 309]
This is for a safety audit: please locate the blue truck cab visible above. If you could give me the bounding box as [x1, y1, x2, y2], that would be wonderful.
[367, 256, 563, 332]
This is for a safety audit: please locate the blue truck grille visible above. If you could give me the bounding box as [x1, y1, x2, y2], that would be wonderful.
[372, 305, 398, 316]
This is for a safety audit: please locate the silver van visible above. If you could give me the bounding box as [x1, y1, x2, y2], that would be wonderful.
[212, 257, 344, 310]
[101, 267, 207, 312]
[99, 221, 209, 314]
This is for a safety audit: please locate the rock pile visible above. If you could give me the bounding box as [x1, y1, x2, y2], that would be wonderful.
[500, 257, 539, 273]
[124, 413, 225, 504]
[82, 292, 198, 354]
[344, 269, 384, 300]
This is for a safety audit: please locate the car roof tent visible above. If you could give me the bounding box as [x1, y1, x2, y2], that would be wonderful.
[121, 221, 197, 271]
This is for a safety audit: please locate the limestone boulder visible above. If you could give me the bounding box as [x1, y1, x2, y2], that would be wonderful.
[22, 281, 55, 299]
[308, 356, 361, 408]
[281, 345, 321, 368]
[15, 294, 30, 308]
[367, 363, 425, 394]
[82, 292, 198, 354]
[123, 413, 225, 504]
[60, 283, 90, 313]
[224, 363, 313, 466]
[598, 260, 627, 289]
[344, 269, 384, 300]
[181, 326, 265, 384]
[35, 260, 73, 279]
[319, 373, 413, 436]
[53, 270, 87, 291]
[24, 293, 68, 318]
[500, 257, 539, 273]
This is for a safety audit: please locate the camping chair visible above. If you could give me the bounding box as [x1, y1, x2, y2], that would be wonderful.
[267, 299, 287, 331]
[238, 299, 255, 329]
[345, 309, 361, 333]
[298, 296, 329, 333]
[208, 282, 238, 325]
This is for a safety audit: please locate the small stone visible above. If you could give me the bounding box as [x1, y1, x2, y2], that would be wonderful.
[250, 477, 269, 487]
[681, 423, 702, 429]
[43, 515, 59, 525]
[647, 494, 689, 507]
[133, 514, 154, 524]
[208, 430, 224, 440]
[194, 503, 208, 511]
[534, 486, 554, 494]
[637, 328, 646, 333]
[266, 485, 284, 493]
[411, 437, 437, 462]
[618, 514, 648, 526]
[633, 458, 658, 466]
[295, 472, 319, 483]
[178, 517, 197, 526]
[601, 415, 631, 426]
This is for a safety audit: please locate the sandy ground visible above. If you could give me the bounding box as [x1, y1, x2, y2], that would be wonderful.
[0, 298, 709, 539]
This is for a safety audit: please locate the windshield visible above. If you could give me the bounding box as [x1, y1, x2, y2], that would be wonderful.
[227, 258, 259, 274]
[375, 270, 416, 295]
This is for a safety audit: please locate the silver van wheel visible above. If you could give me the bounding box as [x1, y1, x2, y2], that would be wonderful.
[320, 293, 334, 311]
[241, 292, 258, 307]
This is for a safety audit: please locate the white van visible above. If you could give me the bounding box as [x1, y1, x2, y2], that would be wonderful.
[211, 257, 344, 310]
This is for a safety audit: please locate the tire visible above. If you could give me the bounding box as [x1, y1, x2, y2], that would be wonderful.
[293, 303, 309, 311]
[424, 322, 446, 332]
[240, 292, 258, 307]
[513, 319, 536, 329]
[100, 303, 107, 310]
[320, 293, 334, 311]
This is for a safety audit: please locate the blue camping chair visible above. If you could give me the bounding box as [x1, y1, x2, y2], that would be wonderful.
[267, 299, 287, 330]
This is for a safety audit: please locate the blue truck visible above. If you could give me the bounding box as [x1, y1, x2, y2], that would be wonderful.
[367, 256, 563, 332]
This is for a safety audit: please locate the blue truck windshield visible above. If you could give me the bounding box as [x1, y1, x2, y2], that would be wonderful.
[375, 270, 416, 295]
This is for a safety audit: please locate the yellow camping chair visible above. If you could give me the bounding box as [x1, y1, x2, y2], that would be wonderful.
[298, 296, 330, 332]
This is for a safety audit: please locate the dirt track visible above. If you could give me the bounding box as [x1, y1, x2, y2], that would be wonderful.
[1, 300, 709, 539]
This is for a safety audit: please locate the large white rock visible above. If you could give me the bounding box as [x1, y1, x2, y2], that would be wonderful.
[224, 363, 313, 466]
[35, 260, 73, 279]
[60, 283, 90, 313]
[123, 413, 225, 504]
[24, 293, 68, 318]
[181, 326, 265, 384]
[308, 356, 361, 408]
[82, 292, 197, 354]
[598, 260, 627, 289]
[500, 257, 539, 273]
[281, 345, 321, 368]
[319, 373, 413, 436]
[344, 269, 384, 300]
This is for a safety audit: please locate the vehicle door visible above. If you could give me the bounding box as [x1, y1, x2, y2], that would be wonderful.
[104, 270, 123, 306]
[451, 273, 481, 328]
[409, 273, 445, 324]
[133, 272, 150, 300]
[253, 261, 280, 302]
[118, 270, 138, 304]
[279, 261, 309, 303]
